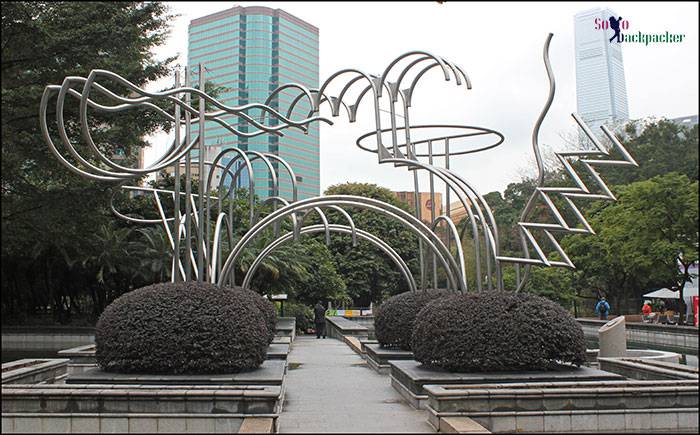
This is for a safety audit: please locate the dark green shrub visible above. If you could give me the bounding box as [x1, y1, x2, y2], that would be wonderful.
[374, 289, 450, 350]
[233, 288, 277, 344]
[411, 291, 587, 372]
[95, 282, 269, 374]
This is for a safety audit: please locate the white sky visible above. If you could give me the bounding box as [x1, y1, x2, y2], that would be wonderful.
[144, 1, 699, 196]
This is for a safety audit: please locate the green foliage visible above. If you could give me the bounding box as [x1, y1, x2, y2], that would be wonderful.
[96, 282, 270, 374]
[323, 183, 420, 305]
[562, 173, 698, 315]
[374, 290, 450, 350]
[502, 266, 577, 309]
[480, 120, 698, 315]
[609, 119, 698, 185]
[2, 2, 176, 322]
[412, 292, 587, 372]
[133, 227, 172, 283]
[283, 301, 314, 332]
[293, 240, 350, 306]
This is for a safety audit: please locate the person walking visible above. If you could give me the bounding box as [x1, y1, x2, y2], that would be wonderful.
[314, 300, 326, 339]
[595, 297, 611, 320]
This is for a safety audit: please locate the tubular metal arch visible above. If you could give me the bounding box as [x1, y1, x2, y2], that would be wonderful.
[218, 195, 465, 291]
[41, 40, 637, 294]
[431, 215, 467, 289]
[241, 224, 418, 293]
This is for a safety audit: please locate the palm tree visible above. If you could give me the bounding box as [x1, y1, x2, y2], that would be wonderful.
[79, 223, 135, 315]
[133, 226, 172, 283]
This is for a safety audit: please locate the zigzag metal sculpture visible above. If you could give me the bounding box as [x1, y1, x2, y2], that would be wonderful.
[41, 33, 637, 293]
[494, 34, 639, 291]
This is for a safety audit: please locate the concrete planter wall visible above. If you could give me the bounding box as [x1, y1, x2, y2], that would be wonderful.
[56, 342, 290, 376]
[577, 319, 699, 354]
[598, 358, 700, 381]
[1, 359, 285, 434]
[2, 327, 94, 353]
[324, 316, 368, 339]
[1, 359, 69, 385]
[2, 383, 281, 433]
[389, 360, 625, 410]
[424, 379, 699, 433]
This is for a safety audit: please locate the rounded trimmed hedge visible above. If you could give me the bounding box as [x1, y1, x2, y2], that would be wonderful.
[411, 291, 587, 372]
[233, 287, 277, 344]
[374, 289, 450, 350]
[95, 282, 270, 374]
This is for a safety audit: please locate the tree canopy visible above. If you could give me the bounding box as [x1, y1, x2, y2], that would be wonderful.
[563, 173, 698, 317]
[2, 2, 176, 322]
[323, 183, 420, 306]
[483, 119, 699, 315]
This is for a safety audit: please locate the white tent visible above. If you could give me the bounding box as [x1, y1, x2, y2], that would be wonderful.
[643, 286, 698, 299]
[643, 288, 680, 299]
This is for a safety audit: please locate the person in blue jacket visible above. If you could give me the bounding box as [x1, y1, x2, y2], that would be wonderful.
[595, 297, 611, 320]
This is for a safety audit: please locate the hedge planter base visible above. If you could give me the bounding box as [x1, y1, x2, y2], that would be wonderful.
[364, 344, 414, 374]
[266, 343, 290, 360]
[390, 359, 625, 409]
[1, 358, 285, 433]
[67, 360, 286, 386]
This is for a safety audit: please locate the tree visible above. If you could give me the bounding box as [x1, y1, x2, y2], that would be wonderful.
[286, 240, 349, 307]
[476, 119, 699, 313]
[501, 266, 577, 309]
[562, 173, 698, 319]
[78, 223, 139, 317]
[2, 2, 176, 322]
[607, 119, 698, 185]
[323, 183, 420, 306]
[133, 227, 172, 283]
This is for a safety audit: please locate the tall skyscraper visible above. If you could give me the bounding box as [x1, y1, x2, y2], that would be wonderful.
[574, 8, 630, 137]
[188, 6, 320, 199]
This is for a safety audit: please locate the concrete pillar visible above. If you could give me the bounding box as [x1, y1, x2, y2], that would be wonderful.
[598, 316, 627, 358]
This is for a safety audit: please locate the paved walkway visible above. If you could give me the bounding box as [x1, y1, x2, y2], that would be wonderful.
[278, 337, 432, 433]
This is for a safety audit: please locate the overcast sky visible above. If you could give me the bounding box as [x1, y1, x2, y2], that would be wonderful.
[144, 1, 699, 196]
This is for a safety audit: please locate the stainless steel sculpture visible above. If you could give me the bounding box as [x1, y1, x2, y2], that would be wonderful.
[41, 33, 636, 293]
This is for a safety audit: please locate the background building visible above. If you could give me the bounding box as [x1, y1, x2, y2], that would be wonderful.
[393, 191, 443, 223]
[574, 8, 630, 138]
[188, 6, 320, 199]
[447, 199, 474, 224]
[671, 115, 699, 129]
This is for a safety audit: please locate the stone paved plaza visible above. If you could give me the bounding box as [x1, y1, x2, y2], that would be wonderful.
[278, 337, 432, 433]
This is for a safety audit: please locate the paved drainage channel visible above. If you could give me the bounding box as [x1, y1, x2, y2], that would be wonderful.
[279, 337, 433, 433]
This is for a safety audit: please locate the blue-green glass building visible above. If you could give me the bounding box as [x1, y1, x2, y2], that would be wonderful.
[188, 6, 320, 199]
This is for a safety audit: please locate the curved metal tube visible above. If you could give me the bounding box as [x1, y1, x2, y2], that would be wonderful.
[377, 51, 451, 98]
[242, 224, 417, 292]
[81, 69, 331, 137]
[431, 215, 467, 289]
[264, 153, 299, 203]
[293, 207, 332, 245]
[47, 83, 199, 180]
[207, 148, 255, 225]
[316, 69, 392, 161]
[218, 195, 465, 291]
[382, 158, 484, 290]
[514, 32, 555, 292]
[326, 205, 358, 247]
[210, 212, 234, 283]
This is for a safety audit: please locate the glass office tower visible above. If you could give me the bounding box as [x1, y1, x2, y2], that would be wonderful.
[574, 8, 629, 138]
[188, 6, 320, 199]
